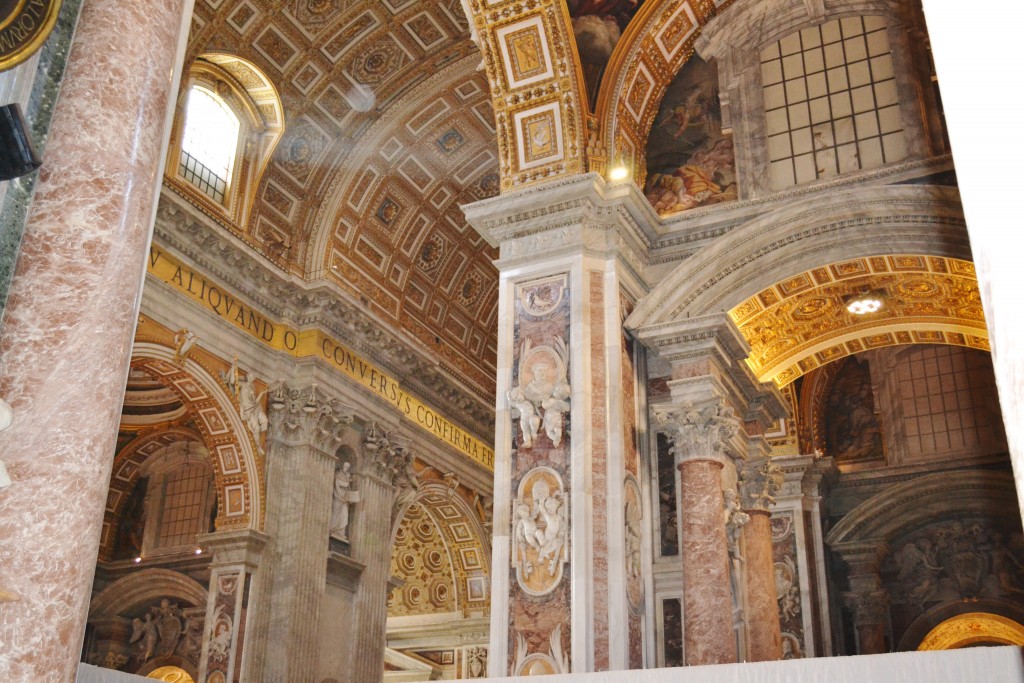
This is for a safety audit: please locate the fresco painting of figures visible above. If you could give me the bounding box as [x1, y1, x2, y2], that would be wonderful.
[567, 0, 647, 105]
[644, 55, 738, 215]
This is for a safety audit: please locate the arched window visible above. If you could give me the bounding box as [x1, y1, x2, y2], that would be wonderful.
[166, 54, 284, 231]
[761, 16, 907, 189]
[179, 86, 239, 204]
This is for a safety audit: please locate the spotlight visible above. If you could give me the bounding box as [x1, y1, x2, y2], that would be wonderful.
[609, 165, 629, 181]
[845, 290, 885, 315]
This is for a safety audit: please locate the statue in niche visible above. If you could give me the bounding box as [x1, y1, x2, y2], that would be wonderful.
[512, 468, 569, 594]
[330, 461, 360, 543]
[508, 337, 570, 449]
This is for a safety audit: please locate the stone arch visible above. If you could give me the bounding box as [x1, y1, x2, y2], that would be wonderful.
[89, 568, 208, 620]
[124, 342, 263, 533]
[594, 0, 724, 178]
[900, 605, 1024, 652]
[825, 470, 1018, 547]
[100, 426, 209, 561]
[461, 0, 588, 190]
[625, 184, 969, 330]
[388, 481, 491, 617]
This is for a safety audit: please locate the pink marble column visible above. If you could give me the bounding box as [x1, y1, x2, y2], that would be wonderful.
[739, 460, 784, 662]
[741, 512, 782, 661]
[659, 399, 743, 665]
[678, 459, 737, 665]
[0, 0, 190, 680]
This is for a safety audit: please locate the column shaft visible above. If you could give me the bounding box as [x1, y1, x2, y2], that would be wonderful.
[254, 443, 334, 683]
[858, 624, 887, 655]
[347, 474, 394, 683]
[679, 459, 737, 665]
[0, 0, 189, 679]
[742, 511, 783, 661]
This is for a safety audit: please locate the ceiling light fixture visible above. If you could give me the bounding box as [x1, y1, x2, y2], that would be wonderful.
[609, 165, 629, 181]
[845, 289, 885, 315]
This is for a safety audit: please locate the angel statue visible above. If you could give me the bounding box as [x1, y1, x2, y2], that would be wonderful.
[130, 613, 158, 664]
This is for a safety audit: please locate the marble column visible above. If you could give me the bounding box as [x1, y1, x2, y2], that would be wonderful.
[659, 400, 742, 665]
[343, 423, 405, 683]
[0, 0, 192, 680]
[833, 541, 890, 655]
[245, 385, 352, 683]
[464, 174, 653, 675]
[197, 528, 269, 683]
[847, 589, 890, 655]
[739, 459, 784, 662]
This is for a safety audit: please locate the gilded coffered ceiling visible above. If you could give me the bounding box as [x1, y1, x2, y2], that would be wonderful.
[184, 0, 501, 396]
[729, 255, 989, 387]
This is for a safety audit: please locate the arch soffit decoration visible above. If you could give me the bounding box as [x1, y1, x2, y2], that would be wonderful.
[902, 606, 1024, 652]
[125, 342, 263, 534]
[463, 0, 587, 190]
[101, 427, 208, 560]
[390, 481, 492, 615]
[730, 254, 987, 387]
[825, 470, 1019, 547]
[625, 184, 968, 329]
[594, 0, 734, 179]
[88, 568, 208, 620]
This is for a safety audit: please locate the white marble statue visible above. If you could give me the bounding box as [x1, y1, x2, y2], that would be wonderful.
[238, 374, 268, 440]
[508, 337, 571, 449]
[330, 461, 360, 543]
[172, 328, 198, 364]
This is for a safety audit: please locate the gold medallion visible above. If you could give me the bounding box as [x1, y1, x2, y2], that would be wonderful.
[0, 0, 61, 72]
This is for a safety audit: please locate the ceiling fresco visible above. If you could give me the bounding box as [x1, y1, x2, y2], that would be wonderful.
[183, 0, 501, 397]
[566, 0, 648, 104]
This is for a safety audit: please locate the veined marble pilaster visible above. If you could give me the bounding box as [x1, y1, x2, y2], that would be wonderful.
[464, 174, 653, 675]
[197, 529, 269, 683]
[0, 0, 192, 679]
[246, 384, 352, 683]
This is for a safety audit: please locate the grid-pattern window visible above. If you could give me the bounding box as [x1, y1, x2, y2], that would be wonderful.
[179, 86, 239, 204]
[761, 16, 906, 190]
[899, 346, 1004, 457]
[156, 463, 211, 548]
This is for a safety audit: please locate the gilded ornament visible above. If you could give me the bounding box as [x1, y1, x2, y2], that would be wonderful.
[0, 0, 61, 72]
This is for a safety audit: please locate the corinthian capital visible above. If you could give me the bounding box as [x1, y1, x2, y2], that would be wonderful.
[267, 383, 354, 453]
[845, 589, 890, 626]
[656, 400, 740, 466]
[739, 460, 784, 512]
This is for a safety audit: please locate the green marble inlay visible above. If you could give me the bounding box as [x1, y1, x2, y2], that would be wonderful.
[0, 0, 85, 324]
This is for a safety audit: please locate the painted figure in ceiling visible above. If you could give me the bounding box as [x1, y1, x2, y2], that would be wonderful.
[567, 0, 647, 105]
[644, 55, 738, 215]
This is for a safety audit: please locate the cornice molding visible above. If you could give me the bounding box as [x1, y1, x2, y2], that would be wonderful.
[153, 194, 496, 442]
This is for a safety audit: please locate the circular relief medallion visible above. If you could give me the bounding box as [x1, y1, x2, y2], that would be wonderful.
[0, 0, 62, 72]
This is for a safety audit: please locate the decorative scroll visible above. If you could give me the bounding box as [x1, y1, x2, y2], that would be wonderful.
[624, 477, 644, 612]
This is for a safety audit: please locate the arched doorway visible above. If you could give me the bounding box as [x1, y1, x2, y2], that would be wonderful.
[918, 613, 1024, 650]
